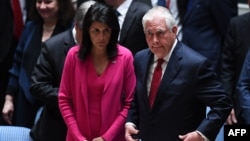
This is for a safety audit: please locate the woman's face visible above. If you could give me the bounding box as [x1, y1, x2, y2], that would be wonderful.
[36, 0, 59, 21]
[89, 21, 112, 51]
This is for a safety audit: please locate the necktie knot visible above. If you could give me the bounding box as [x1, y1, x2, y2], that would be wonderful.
[156, 59, 164, 69]
[157, 58, 164, 65]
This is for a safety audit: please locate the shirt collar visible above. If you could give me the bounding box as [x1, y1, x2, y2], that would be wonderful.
[116, 0, 132, 17]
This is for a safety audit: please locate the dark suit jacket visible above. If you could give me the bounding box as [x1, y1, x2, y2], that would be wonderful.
[220, 12, 250, 123]
[5, 21, 72, 127]
[237, 49, 250, 124]
[0, 0, 15, 124]
[30, 29, 76, 141]
[119, 1, 150, 55]
[134, 0, 152, 7]
[181, 0, 238, 71]
[0, 0, 32, 64]
[127, 40, 232, 141]
[0, 0, 33, 124]
[4, 21, 43, 127]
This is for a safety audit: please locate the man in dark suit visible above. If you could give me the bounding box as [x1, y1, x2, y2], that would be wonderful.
[104, 0, 151, 55]
[125, 6, 232, 141]
[29, 1, 96, 140]
[220, 0, 250, 125]
[237, 49, 250, 125]
[180, 0, 238, 72]
[0, 0, 15, 125]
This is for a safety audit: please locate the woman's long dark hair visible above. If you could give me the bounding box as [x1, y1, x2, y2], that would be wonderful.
[78, 2, 120, 60]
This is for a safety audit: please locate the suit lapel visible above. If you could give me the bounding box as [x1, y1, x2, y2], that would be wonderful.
[63, 29, 76, 55]
[140, 50, 154, 111]
[119, 1, 136, 43]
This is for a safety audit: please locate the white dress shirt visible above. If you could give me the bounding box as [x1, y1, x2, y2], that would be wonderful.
[116, 0, 132, 41]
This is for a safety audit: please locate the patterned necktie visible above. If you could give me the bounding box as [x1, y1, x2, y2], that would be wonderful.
[149, 59, 164, 108]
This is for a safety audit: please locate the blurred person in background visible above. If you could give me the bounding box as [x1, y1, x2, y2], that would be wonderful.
[179, 0, 238, 73]
[237, 49, 250, 125]
[104, 0, 151, 55]
[0, 0, 33, 125]
[220, 0, 250, 125]
[2, 0, 75, 128]
[29, 1, 96, 140]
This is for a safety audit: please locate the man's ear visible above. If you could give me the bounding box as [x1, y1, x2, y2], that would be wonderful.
[172, 25, 178, 34]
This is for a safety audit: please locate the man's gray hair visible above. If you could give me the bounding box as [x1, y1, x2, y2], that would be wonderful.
[142, 6, 177, 31]
[75, 0, 96, 28]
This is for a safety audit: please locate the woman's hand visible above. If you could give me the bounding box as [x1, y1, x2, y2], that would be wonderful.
[2, 94, 14, 124]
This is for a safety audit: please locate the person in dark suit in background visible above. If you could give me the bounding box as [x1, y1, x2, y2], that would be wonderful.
[220, 0, 250, 125]
[125, 6, 232, 141]
[237, 49, 250, 125]
[0, 0, 33, 125]
[180, 0, 238, 72]
[2, 0, 75, 128]
[104, 0, 151, 55]
[179, 1, 237, 140]
[29, 1, 96, 140]
[134, 0, 152, 7]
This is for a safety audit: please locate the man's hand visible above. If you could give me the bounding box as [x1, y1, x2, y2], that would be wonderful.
[179, 131, 204, 141]
[226, 109, 237, 125]
[125, 123, 140, 141]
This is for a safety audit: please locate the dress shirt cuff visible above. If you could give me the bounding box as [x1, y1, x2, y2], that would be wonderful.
[125, 122, 137, 128]
[196, 130, 210, 141]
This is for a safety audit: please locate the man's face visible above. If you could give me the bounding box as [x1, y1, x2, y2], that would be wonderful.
[144, 17, 177, 58]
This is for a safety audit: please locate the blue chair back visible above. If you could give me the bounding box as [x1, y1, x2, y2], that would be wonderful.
[0, 126, 33, 141]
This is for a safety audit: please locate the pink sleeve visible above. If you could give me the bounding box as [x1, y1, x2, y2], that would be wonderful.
[58, 48, 87, 141]
[102, 48, 136, 140]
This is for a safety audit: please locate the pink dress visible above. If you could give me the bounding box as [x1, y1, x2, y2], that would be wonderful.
[59, 45, 136, 141]
[87, 56, 107, 140]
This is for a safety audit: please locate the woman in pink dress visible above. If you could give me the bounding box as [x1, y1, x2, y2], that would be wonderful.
[58, 2, 136, 141]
